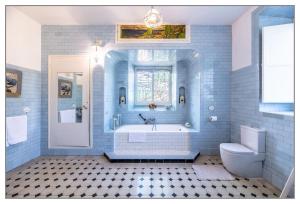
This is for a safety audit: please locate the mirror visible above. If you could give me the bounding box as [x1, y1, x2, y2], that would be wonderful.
[57, 72, 83, 123]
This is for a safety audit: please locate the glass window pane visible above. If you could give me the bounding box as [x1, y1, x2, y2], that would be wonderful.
[153, 70, 170, 104]
[136, 70, 153, 104]
[262, 24, 294, 103]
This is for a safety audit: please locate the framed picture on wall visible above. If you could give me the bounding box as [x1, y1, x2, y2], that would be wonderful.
[58, 79, 72, 98]
[6, 69, 22, 97]
[116, 24, 190, 43]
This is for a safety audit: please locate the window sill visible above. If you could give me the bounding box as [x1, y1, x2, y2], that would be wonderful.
[260, 110, 294, 116]
[131, 107, 174, 112]
[259, 103, 294, 117]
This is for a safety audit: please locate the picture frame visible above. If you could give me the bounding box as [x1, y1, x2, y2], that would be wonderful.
[116, 24, 190, 43]
[6, 69, 22, 97]
[58, 79, 72, 98]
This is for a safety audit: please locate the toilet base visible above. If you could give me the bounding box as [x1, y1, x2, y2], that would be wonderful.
[220, 148, 264, 178]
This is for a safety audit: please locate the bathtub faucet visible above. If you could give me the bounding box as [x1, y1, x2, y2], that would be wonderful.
[138, 113, 147, 122]
[138, 113, 154, 124]
[147, 118, 157, 131]
[138, 113, 157, 131]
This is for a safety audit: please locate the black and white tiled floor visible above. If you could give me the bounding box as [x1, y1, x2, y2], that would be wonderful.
[6, 156, 280, 199]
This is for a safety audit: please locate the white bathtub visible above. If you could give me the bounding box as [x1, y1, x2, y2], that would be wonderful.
[114, 124, 192, 156]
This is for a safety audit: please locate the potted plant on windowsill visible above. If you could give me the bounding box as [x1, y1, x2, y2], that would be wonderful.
[148, 102, 157, 110]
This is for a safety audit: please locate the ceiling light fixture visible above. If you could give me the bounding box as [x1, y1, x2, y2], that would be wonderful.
[144, 6, 163, 28]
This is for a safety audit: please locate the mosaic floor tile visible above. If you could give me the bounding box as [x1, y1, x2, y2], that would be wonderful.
[6, 155, 281, 199]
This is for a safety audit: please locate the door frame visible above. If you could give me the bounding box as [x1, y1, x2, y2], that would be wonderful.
[48, 55, 93, 149]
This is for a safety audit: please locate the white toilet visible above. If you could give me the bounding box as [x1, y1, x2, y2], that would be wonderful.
[220, 125, 266, 178]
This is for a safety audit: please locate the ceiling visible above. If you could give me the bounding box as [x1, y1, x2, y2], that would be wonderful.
[14, 6, 250, 25]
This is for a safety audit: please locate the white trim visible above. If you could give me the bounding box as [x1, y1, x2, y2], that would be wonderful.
[48, 56, 52, 149]
[48, 55, 93, 149]
[115, 24, 191, 44]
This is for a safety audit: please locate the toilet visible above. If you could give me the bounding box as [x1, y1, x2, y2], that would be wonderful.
[220, 125, 266, 178]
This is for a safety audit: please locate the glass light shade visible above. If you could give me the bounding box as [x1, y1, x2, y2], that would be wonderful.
[144, 8, 163, 28]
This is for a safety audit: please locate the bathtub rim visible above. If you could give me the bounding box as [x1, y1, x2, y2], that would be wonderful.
[114, 124, 198, 133]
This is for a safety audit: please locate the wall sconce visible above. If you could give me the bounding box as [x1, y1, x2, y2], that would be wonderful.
[93, 39, 102, 63]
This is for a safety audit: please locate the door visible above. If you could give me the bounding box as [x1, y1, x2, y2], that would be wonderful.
[49, 55, 90, 148]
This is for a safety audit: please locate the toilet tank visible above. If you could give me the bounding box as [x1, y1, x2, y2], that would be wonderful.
[241, 125, 266, 153]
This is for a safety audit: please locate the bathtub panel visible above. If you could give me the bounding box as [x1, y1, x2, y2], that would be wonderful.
[114, 124, 190, 153]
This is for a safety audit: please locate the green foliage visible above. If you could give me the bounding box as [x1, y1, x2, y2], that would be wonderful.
[142, 28, 153, 38]
[178, 32, 185, 38]
[164, 25, 172, 38]
[164, 25, 185, 39]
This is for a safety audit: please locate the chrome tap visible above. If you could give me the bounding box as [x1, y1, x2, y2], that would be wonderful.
[138, 113, 156, 131]
[147, 118, 157, 131]
[138, 113, 147, 123]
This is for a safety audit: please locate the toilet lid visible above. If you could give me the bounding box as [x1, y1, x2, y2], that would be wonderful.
[220, 143, 254, 155]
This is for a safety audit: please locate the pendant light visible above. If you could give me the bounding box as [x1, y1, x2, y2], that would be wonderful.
[144, 6, 163, 28]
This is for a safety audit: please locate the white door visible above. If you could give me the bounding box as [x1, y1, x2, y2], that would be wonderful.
[49, 55, 90, 148]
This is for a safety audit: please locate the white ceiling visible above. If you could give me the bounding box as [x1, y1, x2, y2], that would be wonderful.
[14, 6, 250, 25]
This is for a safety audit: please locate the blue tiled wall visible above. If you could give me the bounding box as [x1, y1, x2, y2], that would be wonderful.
[231, 6, 294, 190]
[104, 55, 117, 131]
[6, 64, 41, 171]
[41, 25, 232, 155]
[260, 5, 294, 18]
[186, 56, 201, 131]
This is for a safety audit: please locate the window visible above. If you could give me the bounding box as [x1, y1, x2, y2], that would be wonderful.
[262, 23, 294, 103]
[135, 67, 172, 106]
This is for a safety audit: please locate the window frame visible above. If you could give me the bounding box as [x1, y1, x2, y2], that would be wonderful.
[134, 66, 172, 106]
[261, 23, 294, 104]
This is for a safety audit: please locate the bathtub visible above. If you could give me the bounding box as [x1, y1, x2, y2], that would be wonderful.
[114, 124, 192, 156]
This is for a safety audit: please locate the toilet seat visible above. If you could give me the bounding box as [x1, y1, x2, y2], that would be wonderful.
[220, 143, 253, 155]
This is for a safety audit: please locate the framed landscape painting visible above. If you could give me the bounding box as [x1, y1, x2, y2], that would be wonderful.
[6, 69, 22, 97]
[116, 24, 190, 43]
